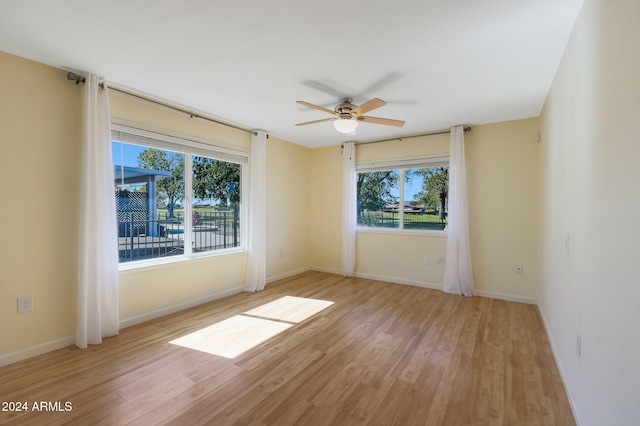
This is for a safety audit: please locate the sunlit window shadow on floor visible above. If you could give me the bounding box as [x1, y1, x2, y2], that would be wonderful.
[244, 295, 334, 323]
[169, 296, 334, 359]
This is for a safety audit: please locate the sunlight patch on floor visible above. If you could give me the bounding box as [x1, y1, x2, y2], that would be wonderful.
[244, 296, 334, 323]
[169, 296, 334, 359]
[170, 315, 292, 359]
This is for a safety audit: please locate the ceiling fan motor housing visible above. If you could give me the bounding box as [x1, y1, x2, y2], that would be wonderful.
[335, 98, 356, 116]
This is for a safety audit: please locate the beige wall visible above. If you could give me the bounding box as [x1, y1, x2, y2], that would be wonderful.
[0, 52, 316, 363]
[355, 231, 448, 287]
[538, 0, 640, 424]
[466, 118, 540, 300]
[110, 88, 253, 323]
[266, 136, 312, 280]
[110, 94, 318, 320]
[119, 252, 247, 323]
[354, 133, 450, 287]
[309, 145, 343, 272]
[309, 121, 540, 300]
[0, 52, 81, 357]
[109, 91, 251, 152]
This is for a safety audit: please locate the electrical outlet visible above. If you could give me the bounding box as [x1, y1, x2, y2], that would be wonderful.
[515, 264, 523, 274]
[436, 256, 445, 265]
[423, 256, 430, 265]
[17, 295, 33, 314]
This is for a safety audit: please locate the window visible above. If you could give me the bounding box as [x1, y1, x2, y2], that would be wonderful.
[356, 157, 449, 231]
[112, 124, 247, 264]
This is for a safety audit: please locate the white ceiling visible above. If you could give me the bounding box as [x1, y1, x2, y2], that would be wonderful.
[0, 0, 583, 148]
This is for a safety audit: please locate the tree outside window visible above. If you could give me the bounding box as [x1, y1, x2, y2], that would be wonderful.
[113, 140, 243, 264]
[356, 164, 448, 231]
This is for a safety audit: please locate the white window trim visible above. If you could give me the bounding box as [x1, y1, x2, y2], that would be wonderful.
[112, 121, 249, 270]
[355, 155, 449, 234]
[118, 246, 246, 271]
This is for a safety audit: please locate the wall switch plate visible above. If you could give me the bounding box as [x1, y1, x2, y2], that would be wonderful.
[17, 295, 33, 314]
[436, 256, 445, 265]
[423, 256, 429, 265]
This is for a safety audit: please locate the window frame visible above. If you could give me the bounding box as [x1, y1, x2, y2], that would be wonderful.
[355, 155, 449, 234]
[112, 121, 249, 270]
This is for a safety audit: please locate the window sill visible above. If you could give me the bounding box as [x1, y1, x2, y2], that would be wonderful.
[118, 247, 246, 273]
[356, 227, 447, 238]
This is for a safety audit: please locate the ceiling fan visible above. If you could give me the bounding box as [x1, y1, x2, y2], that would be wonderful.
[296, 97, 405, 134]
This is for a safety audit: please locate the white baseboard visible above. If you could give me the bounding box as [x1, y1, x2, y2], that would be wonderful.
[537, 306, 583, 426]
[310, 266, 342, 275]
[0, 335, 75, 368]
[119, 286, 244, 329]
[266, 267, 312, 284]
[475, 290, 537, 305]
[349, 272, 538, 305]
[1, 286, 244, 367]
[354, 272, 444, 291]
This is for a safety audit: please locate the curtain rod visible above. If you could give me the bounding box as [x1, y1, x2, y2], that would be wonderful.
[354, 126, 471, 146]
[66, 72, 256, 135]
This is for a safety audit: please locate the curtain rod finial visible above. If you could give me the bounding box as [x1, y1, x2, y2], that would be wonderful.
[66, 71, 85, 84]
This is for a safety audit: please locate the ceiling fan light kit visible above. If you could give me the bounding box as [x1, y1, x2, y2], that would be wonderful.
[296, 97, 405, 134]
[333, 117, 358, 133]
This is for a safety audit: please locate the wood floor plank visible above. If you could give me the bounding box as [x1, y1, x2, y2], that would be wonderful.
[0, 271, 575, 425]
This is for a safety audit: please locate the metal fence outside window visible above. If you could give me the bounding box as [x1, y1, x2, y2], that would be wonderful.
[358, 208, 447, 231]
[117, 207, 240, 262]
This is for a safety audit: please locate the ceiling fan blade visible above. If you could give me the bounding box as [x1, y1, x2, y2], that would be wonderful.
[296, 101, 338, 116]
[302, 80, 347, 99]
[350, 98, 386, 116]
[360, 72, 403, 96]
[357, 116, 405, 127]
[295, 118, 335, 126]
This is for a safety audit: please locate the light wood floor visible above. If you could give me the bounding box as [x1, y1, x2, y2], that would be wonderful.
[0, 271, 574, 425]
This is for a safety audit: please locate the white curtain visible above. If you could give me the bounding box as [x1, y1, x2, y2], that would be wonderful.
[244, 130, 268, 292]
[76, 75, 120, 348]
[443, 126, 475, 296]
[341, 141, 357, 277]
